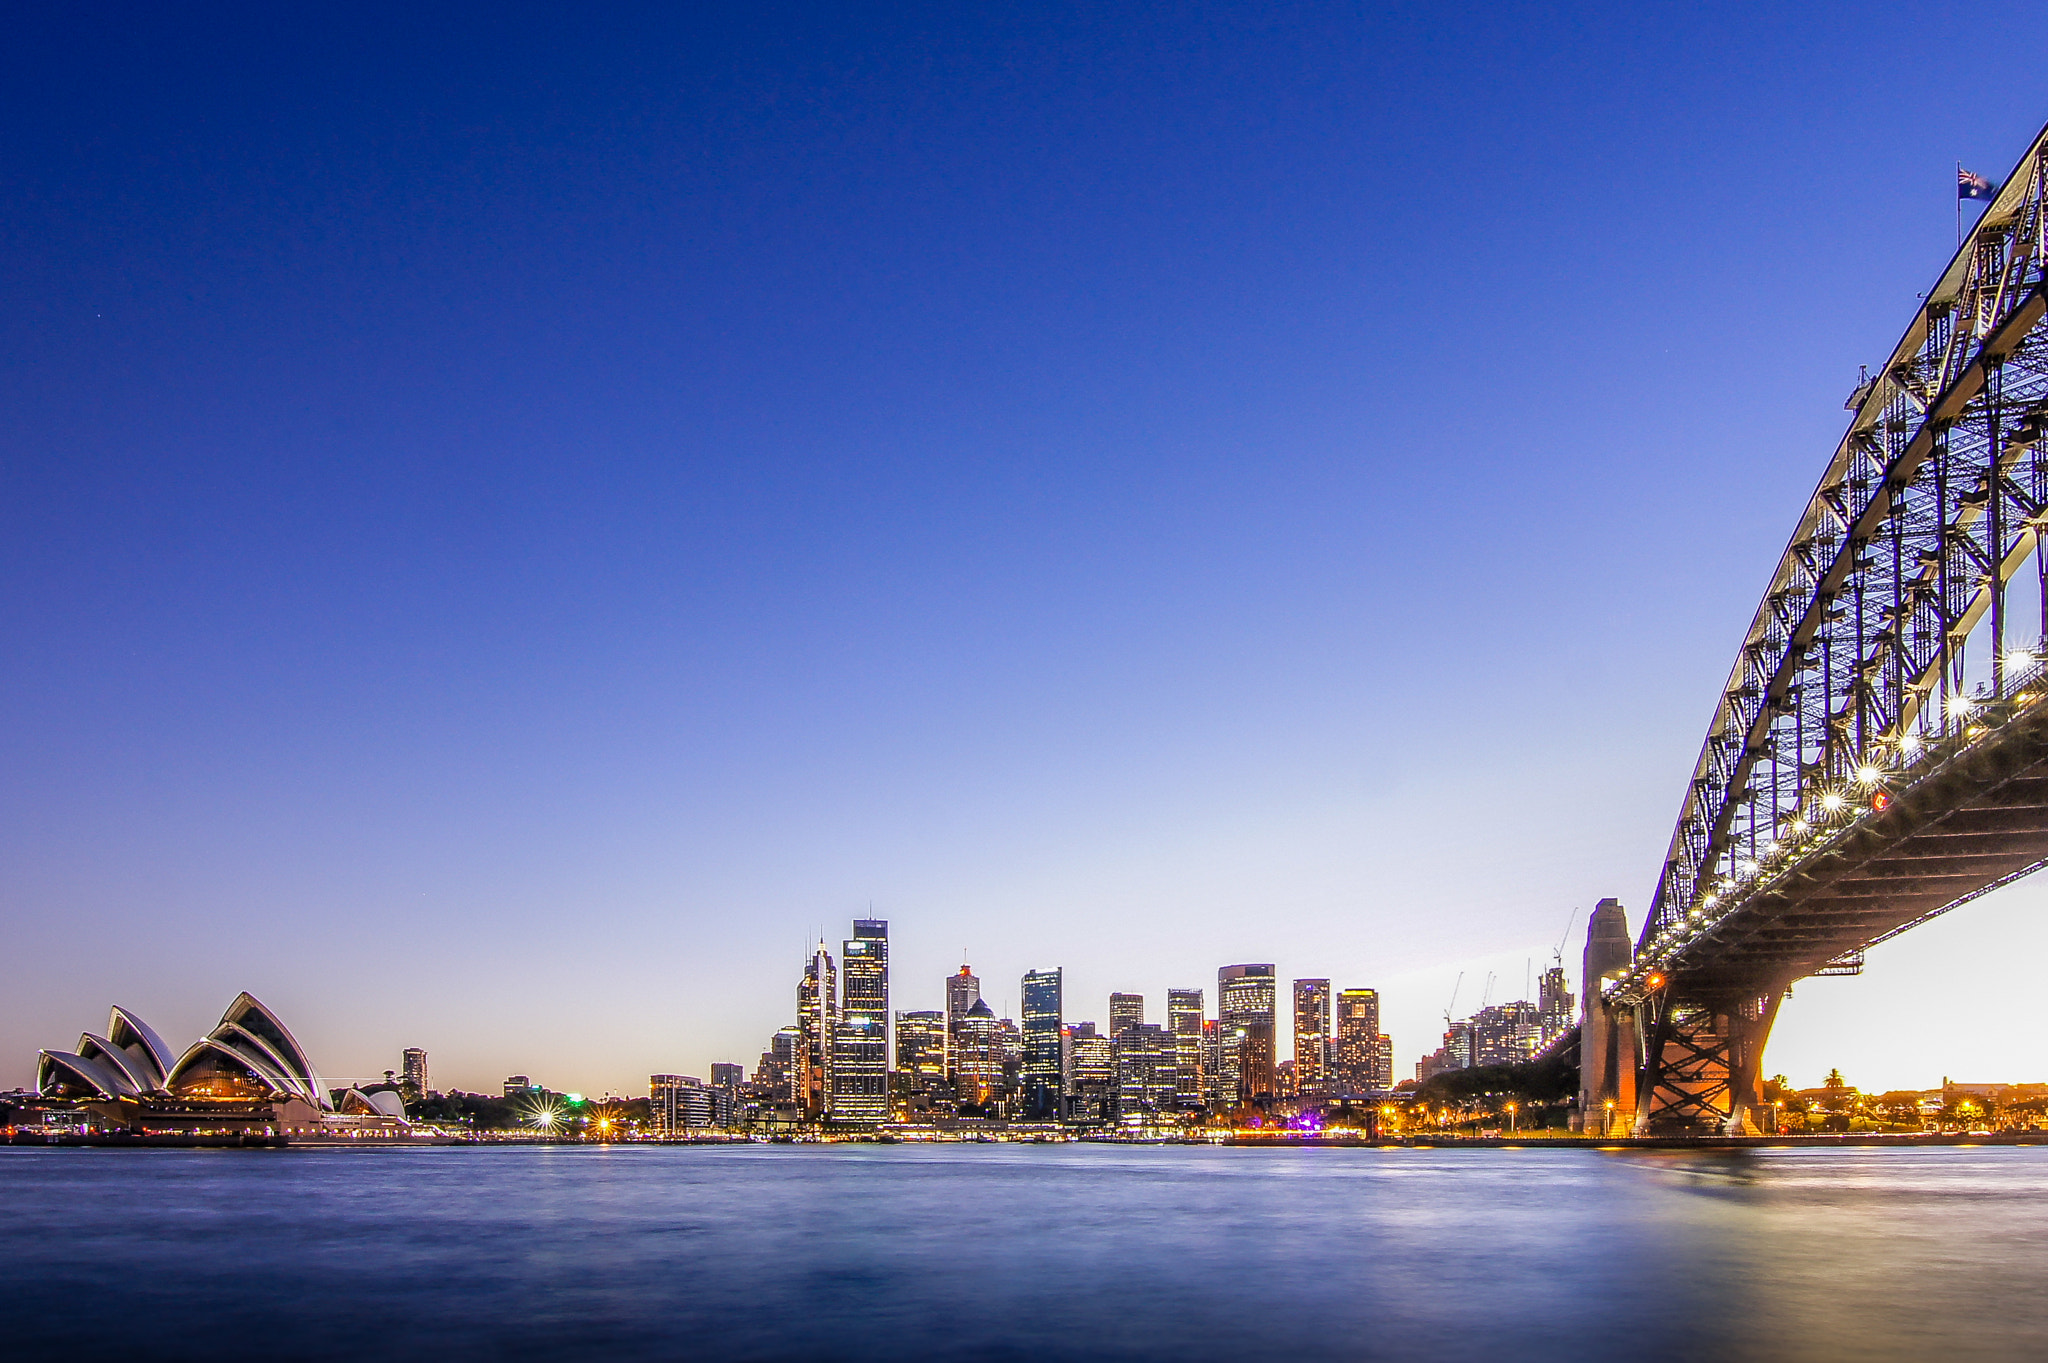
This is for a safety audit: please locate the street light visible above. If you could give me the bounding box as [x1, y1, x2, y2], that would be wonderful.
[1604, 1099, 1615, 1136]
[1506, 1101, 1518, 1134]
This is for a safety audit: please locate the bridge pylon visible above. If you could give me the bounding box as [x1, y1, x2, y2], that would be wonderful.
[1574, 898, 1637, 1136]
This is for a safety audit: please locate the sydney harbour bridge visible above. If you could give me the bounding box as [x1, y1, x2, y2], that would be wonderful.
[1571, 120, 2048, 1136]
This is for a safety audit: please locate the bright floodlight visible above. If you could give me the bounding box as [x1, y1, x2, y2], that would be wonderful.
[1790, 818, 1809, 833]
[1820, 792, 1845, 812]
[1855, 764, 1881, 784]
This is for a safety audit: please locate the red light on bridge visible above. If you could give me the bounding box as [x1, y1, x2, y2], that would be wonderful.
[1646, 973, 1665, 989]
[1872, 792, 1892, 812]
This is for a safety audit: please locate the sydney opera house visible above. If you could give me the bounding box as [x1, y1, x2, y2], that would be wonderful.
[33, 992, 416, 1142]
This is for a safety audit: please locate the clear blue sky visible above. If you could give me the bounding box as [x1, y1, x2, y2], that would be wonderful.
[5, 2, 2046, 1095]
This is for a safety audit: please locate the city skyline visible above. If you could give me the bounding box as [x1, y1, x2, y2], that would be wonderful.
[7, 5, 2048, 1098]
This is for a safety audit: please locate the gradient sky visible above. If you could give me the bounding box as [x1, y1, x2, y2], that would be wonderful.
[6, 3, 2048, 1097]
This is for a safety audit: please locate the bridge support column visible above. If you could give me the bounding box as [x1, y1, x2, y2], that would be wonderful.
[1574, 899, 1635, 1136]
[1631, 990, 1782, 1137]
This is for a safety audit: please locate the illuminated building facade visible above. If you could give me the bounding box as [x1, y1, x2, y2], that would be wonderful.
[1114, 1023, 1178, 1122]
[830, 921, 889, 1125]
[1108, 992, 1144, 1037]
[952, 998, 1004, 1109]
[1334, 988, 1382, 1092]
[1291, 979, 1330, 1095]
[1020, 968, 1064, 1120]
[1166, 988, 1204, 1106]
[1218, 964, 1277, 1102]
[1064, 1024, 1116, 1124]
[797, 944, 837, 1119]
[401, 1047, 429, 1098]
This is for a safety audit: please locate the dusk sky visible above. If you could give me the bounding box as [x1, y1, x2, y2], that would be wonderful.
[7, 3, 2048, 1096]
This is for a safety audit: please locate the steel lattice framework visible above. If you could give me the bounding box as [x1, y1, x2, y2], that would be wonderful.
[1640, 122, 2048, 964]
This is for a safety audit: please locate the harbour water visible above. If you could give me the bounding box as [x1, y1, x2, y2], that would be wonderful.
[3, 1142, 2044, 1360]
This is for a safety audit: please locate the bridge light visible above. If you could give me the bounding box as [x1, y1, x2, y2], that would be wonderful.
[1820, 791, 1846, 812]
[2008, 649, 2034, 668]
[1872, 791, 1892, 812]
[1647, 973, 1665, 989]
[1854, 764, 1881, 785]
[1790, 818, 1809, 834]
[1947, 694, 1976, 719]
[1900, 732, 1922, 754]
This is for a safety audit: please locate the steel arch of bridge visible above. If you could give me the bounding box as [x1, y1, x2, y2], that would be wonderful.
[1645, 121, 2048, 957]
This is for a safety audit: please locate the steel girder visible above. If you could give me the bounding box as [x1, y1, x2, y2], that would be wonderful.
[1641, 120, 2048, 986]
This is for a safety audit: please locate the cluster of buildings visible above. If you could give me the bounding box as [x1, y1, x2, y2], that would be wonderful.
[1414, 968, 1576, 1081]
[663, 918, 1420, 1133]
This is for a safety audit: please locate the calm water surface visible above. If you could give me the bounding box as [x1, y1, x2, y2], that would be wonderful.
[3, 1143, 2044, 1360]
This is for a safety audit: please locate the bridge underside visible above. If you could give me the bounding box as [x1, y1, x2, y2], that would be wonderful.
[1672, 694, 2048, 1002]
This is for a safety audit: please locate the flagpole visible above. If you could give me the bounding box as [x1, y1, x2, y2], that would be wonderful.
[1958, 162, 1964, 248]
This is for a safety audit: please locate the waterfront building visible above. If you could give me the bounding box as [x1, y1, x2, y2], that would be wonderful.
[1108, 992, 1144, 1037]
[1115, 1023, 1179, 1122]
[830, 921, 890, 1125]
[1204, 1018, 1241, 1108]
[797, 943, 837, 1119]
[1020, 968, 1065, 1120]
[711, 1062, 745, 1096]
[1291, 980, 1330, 1095]
[651, 1074, 717, 1131]
[34, 994, 412, 1140]
[752, 1025, 801, 1106]
[1064, 1025, 1116, 1124]
[401, 1047, 429, 1098]
[1218, 964, 1277, 1101]
[1373, 1033, 1394, 1091]
[503, 1076, 534, 1098]
[1334, 988, 1381, 1092]
[952, 999, 1005, 1110]
[1166, 988, 1204, 1108]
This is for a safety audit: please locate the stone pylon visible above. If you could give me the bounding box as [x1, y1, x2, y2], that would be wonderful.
[1575, 898, 1636, 1137]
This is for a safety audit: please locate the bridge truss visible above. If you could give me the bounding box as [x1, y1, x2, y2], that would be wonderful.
[1583, 121, 2048, 1133]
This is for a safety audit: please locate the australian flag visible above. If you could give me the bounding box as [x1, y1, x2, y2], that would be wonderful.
[1960, 167, 1998, 201]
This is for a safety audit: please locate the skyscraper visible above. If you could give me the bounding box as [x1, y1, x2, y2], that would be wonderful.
[952, 998, 1004, 1110]
[830, 920, 890, 1125]
[400, 1047, 428, 1098]
[895, 1010, 947, 1080]
[1166, 988, 1205, 1109]
[1291, 980, 1330, 1095]
[1218, 964, 1277, 1101]
[1020, 968, 1064, 1120]
[946, 962, 981, 1089]
[797, 943, 837, 1119]
[1334, 988, 1381, 1093]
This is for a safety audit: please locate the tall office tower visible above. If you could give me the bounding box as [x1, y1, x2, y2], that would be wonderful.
[1065, 1027, 1117, 1124]
[711, 1062, 744, 1095]
[1166, 988, 1205, 1107]
[945, 963, 982, 1084]
[1374, 1034, 1395, 1090]
[844, 920, 890, 1058]
[755, 1025, 801, 1104]
[952, 999, 1004, 1109]
[1108, 992, 1145, 1038]
[1538, 964, 1575, 1044]
[797, 943, 837, 1119]
[1471, 1000, 1543, 1067]
[1218, 964, 1277, 1101]
[1291, 979, 1331, 1095]
[829, 921, 890, 1125]
[1114, 1023, 1179, 1122]
[1020, 968, 1065, 1120]
[400, 1047, 429, 1098]
[1334, 988, 1381, 1093]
